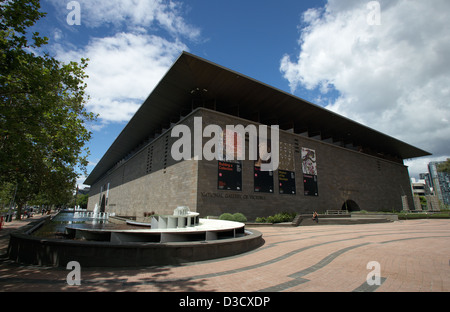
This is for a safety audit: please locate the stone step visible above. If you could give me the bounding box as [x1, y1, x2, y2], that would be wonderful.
[298, 217, 392, 226]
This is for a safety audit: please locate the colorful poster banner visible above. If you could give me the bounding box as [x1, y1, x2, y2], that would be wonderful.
[254, 137, 274, 193]
[254, 166, 274, 193]
[278, 170, 296, 194]
[218, 160, 242, 191]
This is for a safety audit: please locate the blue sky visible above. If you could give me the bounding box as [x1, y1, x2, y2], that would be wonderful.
[31, 0, 450, 186]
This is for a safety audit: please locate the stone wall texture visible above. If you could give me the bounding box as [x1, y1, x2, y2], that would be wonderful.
[88, 108, 414, 221]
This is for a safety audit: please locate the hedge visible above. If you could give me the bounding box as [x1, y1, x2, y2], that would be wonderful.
[219, 213, 248, 222]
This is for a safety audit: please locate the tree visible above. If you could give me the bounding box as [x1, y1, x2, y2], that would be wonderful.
[0, 0, 97, 218]
[0, 182, 15, 210]
[437, 158, 450, 174]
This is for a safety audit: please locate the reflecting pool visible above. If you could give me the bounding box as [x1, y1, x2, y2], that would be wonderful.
[31, 211, 108, 238]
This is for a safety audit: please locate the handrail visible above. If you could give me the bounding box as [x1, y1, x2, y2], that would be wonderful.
[326, 210, 349, 215]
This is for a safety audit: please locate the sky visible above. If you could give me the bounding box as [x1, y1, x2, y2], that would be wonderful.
[30, 0, 450, 187]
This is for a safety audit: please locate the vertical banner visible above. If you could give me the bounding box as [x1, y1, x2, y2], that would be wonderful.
[218, 128, 243, 161]
[105, 182, 110, 207]
[99, 185, 104, 207]
[301, 147, 318, 196]
[278, 170, 296, 194]
[218, 129, 242, 191]
[254, 138, 274, 193]
[278, 142, 296, 194]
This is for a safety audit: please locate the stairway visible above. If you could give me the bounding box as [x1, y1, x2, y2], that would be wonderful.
[296, 214, 392, 226]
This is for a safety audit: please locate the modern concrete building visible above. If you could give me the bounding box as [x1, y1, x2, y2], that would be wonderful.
[85, 52, 430, 221]
[411, 178, 430, 197]
[428, 161, 450, 207]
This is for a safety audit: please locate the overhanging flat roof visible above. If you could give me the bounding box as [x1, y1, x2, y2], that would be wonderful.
[85, 52, 431, 185]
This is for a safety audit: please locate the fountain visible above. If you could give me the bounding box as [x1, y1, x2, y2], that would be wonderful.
[7, 206, 263, 267]
[93, 203, 99, 218]
[66, 206, 246, 244]
[126, 206, 199, 229]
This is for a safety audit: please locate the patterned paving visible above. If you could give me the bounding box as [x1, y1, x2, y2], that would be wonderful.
[1, 218, 449, 292]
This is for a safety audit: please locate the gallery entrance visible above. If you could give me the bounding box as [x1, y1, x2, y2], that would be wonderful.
[342, 200, 360, 212]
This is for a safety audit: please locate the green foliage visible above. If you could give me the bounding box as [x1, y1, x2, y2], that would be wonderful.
[0, 182, 15, 210]
[219, 213, 234, 221]
[437, 158, 450, 174]
[256, 212, 297, 223]
[219, 212, 248, 222]
[232, 213, 247, 222]
[397, 211, 450, 219]
[75, 194, 89, 209]
[0, 0, 97, 217]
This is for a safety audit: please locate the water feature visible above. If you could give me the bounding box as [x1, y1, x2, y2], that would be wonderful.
[31, 210, 108, 239]
[9, 207, 264, 267]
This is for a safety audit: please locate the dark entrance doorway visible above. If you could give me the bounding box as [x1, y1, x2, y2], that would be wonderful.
[342, 200, 360, 212]
[100, 194, 106, 213]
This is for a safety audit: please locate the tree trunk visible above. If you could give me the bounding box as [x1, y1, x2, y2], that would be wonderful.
[16, 203, 23, 220]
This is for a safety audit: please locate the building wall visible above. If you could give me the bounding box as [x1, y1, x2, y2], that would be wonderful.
[87, 112, 200, 219]
[196, 109, 414, 220]
[88, 108, 414, 221]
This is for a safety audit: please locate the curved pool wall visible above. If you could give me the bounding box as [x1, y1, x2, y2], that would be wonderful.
[7, 215, 264, 267]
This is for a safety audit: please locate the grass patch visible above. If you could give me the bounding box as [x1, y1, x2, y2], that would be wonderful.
[398, 210, 450, 220]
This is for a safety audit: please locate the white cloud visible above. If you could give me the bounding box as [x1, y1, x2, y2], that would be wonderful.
[405, 156, 449, 179]
[55, 33, 187, 124]
[280, 0, 450, 165]
[48, 0, 197, 125]
[51, 0, 200, 40]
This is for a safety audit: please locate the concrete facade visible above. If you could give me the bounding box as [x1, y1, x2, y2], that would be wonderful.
[88, 108, 414, 221]
[88, 113, 199, 217]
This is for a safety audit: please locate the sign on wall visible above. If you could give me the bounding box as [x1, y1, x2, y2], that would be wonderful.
[218, 128, 243, 161]
[254, 166, 274, 193]
[278, 169, 296, 194]
[254, 137, 274, 193]
[217, 129, 243, 191]
[278, 142, 296, 194]
[301, 147, 318, 196]
[218, 160, 242, 191]
[279, 142, 295, 171]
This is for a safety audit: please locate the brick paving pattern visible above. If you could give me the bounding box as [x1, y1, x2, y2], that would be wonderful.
[1, 216, 449, 292]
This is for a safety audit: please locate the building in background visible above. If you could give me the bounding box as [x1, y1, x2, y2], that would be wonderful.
[419, 173, 433, 191]
[411, 178, 430, 197]
[428, 162, 450, 207]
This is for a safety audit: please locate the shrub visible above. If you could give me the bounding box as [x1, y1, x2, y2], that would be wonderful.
[232, 213, 247, 222]
[255, 217, 266, 223]
[256, 212, 297, 223]
[219, 212, 248, 222]
[219, 213, 234, 221]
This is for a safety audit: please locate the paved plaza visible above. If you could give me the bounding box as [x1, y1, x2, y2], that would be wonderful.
[0, 216, 449, 292]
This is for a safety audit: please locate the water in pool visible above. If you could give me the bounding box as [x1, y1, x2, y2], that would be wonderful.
[32, 211, 108, 238]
